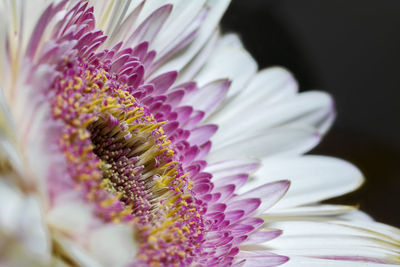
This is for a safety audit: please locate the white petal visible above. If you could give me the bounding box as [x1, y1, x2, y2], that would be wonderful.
[212, 91, 333, 147]
[263, 219, 400, 264]
[55, 235, 102, 267]
[206, 158, 261, 179]
[0, 180, 50, 263]
[209, 67, 298, 125]
[239, 156, 364, 209]
[282, 256, 400, 267]
[0, 138, 23, 176]
[0, 84, 16, 140]
[177, 29, 219, 83]
[53, 222, 137, 267]
[49, 197, 136, 267]
[183, 79, 230, 117]
[124, 4, 172, 48]
[237, 180, 290, 214]
[265, 220, 399, 245]
[97, 1, 133, 36]
[338, 209, 374, 222]
[208, 125, 320, 162]
[238, 251, 289, 267]
[151, 0, 206, 53]
[331, 220, 400, 244]
[89, 224, 137, 267]
[153, 0, 231, 76]
[193, 36, 257, 98]
[267, 204, 357, 217]
[47, 196, 95, 237]
[105, 1, 145, 46]
[218, 33, 244, 48]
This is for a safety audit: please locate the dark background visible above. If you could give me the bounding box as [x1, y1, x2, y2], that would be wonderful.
[221, 0, 400, 227]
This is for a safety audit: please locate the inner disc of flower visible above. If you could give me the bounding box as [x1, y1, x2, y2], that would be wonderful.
[87, 109, 174, 222]
[51, 54, 206, 265]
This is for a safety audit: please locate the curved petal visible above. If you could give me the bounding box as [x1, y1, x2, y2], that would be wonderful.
[209, 125, 320, 162]
[239, 156, 364, 209]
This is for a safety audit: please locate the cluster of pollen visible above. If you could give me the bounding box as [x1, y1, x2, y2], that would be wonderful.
[50, 54, 206, 265]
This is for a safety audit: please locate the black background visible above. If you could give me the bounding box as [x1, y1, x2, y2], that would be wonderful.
[221, 0, 400, 227]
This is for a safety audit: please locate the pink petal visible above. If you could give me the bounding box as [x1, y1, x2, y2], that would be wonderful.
[225, 210, 245, 224]
[165, 90, 185, 106]
[132, 41, 149, 61]
[239, 251, 289, 267]
[163, 121, 179, 136]
[182, 110, 205, 130]
[195, 141, 212, 161]
[228, 224, 255, 236]
[215, 184, 236, 202]
[193, 183, 213, 195]
[150, 29, 198, 72]
[237, 180, 290, 214]
[110, 1, 145, 43]
[208, 203, 227, 213]
[175, 106, 193, 124]
[237, 217, 264, 229]
[242, 230, 282, 245]
[148, 71, 178, 94]
[206, 159, 261, 178]
[125, 4, 172, 47]
[187, 124, 218, 146]
[26, 1, 67, 59]
[227, 198, 261, 216]
[110, 54, 130, 72]
[182, 146, 199, 165]
[184, 79, 230, 117]
[213, 174, 249, 189]
[232, 235, 248, 246]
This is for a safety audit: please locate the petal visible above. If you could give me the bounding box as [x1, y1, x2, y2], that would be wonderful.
[89, 224, 137, 267]
[151, 0, 205, 51]
[194, 35, 257, 99]
[125, 4, 172, 48]
[227, 198, 261, 216]
[240, 156, 364, 209]
[267, 204, 357, 217]
[242, 229, 283, 245]
[237, 180, 290, 214]
[0, 180, 50, 263]
[238, 251, 289, 267]
[177, 29, 219, 83]
[47, 195, 94, 236]
[209, 67, 298, 125]
[213, 174, 249, 190]
[187, 124, 218, 146]
[212, 91, 334, 146]
[206, 158, 261, 178]
[208, 125, 320, 162]
[283, 256, 400, 267]
[183, 79, 230, 118]
[54, 236, 102, 267]
[153, 0, 231, 76]
[148, 71, 177, 94]
[151, 0, 207, 61]
[264, 220, 400, 264]
[106, 1, 145, 44]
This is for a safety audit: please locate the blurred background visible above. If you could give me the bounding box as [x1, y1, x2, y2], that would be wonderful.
[221, 0, 400, 227]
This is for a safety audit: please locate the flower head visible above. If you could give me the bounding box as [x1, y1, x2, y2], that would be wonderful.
[0, 1, 399, 267]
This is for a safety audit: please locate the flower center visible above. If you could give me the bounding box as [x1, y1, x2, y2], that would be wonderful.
[50, 53, 206, 265]
[87, 108, 171, 223]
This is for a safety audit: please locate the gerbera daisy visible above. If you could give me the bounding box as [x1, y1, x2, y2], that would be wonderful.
[0, 1, 398, 266]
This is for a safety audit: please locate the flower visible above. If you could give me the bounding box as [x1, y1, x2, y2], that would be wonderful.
[0, 1, 399, 267]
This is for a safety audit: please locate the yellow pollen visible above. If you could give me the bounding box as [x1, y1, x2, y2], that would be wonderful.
[74, 77, 82, 89]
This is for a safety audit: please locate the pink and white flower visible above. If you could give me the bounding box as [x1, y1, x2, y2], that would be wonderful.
[0, 1, 398, 266]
